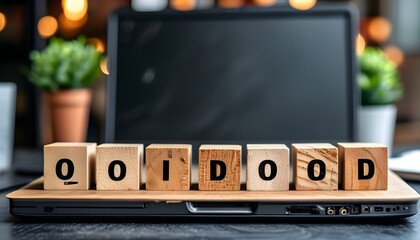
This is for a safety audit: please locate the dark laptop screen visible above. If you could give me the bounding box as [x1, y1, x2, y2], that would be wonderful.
[108, 7, 356, 144]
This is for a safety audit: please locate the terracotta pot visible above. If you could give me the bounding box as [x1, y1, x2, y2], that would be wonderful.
[45, 89, 92, 142]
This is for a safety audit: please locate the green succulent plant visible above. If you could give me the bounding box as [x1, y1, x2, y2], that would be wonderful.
[27, 37, 101, 91]
[358, 47, 403, 105]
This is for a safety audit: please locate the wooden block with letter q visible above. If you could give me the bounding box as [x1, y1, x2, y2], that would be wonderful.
[292, 143, 338, 191]
[338, 142, 388, 190]
[246, 144, 289, 191]
[96, 144, 143, 190]
[146, 144, 192, 190]
[44, 142, 96, 190]
[198, 145, 242, 191]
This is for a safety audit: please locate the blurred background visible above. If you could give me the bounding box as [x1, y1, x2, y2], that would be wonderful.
[0, 0, 419, 150]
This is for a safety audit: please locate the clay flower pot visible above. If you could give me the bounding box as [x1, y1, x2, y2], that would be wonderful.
[45, 89, 92, 142]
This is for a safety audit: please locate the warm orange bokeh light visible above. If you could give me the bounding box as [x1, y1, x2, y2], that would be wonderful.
[170, 0, 196, 11]
[367, 17, 392, 43]
[289, 0, 317, 11]
[59, 13, 87, 32]
[87, 38, 105, 53]
[62, 0, 88, 21]
[0, 12, 6, 32]
[384, 45, 404, 67]
[37, 16, 58, 39]
[100, 56, 109, 75]
[218, 0, 245, 8]
[253, 0, 276, 7]
[356, 34, 366, 55]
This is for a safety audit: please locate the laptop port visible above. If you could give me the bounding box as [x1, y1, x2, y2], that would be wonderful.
[362, 205, 371, 214]
[326, 207, 336, 215]
[339, 207, 350, 215]
[351, 206, 360, 214]
[374, 207, 384, 212]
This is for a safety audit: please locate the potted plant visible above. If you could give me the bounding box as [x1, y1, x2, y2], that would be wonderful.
[357, 47, 403, 155]
[27, 37, 101, 142]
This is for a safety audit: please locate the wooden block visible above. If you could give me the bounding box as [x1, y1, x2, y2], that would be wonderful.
[338, 143, 388, 190]
[146, 144, 192, 190]
[44, 142, 96, 190]
[246, 144, 289, 191]
[292, 143, 338, 191]
[198, 145, 241, 191]
[96, 144, 143, 190]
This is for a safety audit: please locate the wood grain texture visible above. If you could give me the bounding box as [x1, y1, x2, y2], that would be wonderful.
[6, 171, 419, 203]
[96, 144, 143, 190]
[292, 143, 338, 191]
[44, 142, 96, 190]
[338, 143, 388, 190]
[198, 145, 241, 191]
[146, 144, 192, 190]
[246, 144, 289, 191]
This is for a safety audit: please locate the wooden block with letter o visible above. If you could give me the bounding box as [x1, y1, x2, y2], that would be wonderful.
[338, 143, 388, 190]
[292, 143, 338, 191]
[44, 142, 97, 190]
[96, 144, 143, 190]
[146, 144, 192, 190]
[198, 145, 242, 191]
[246, 144, 289, 191]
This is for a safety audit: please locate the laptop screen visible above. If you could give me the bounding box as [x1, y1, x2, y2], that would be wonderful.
[107, 6, 357, 145]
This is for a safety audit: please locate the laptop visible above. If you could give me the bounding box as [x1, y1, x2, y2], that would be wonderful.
[7, 3, 420, 220]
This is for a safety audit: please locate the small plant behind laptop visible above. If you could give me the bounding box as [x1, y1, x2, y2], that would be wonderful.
[26, 37, 102, 142]
[43, 142, 388, 191]
[357, 47, 403, 155]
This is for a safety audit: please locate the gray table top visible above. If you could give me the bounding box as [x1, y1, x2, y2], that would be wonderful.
[1, 175, 420, 240]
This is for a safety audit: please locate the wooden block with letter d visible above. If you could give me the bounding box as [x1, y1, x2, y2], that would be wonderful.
[96, 144, 143, 190]
[246, 144, 289, 191]
[44, 142, 97, 190]
[338, 143, 388, 190]
[292, 143, 338, 191]
[198, 145, 242, 191]
[146, 144, 192, 190]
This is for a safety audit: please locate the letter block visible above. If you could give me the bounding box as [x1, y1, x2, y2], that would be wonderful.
[198, 145, 241, 191]
[44, 142, 96, 190]
[338, 143, 388, 190]
[96, 144, 143, 190]
[246, 144, 289, 191]
[146, 144, 192, 190]
[292, 143, 338, 191]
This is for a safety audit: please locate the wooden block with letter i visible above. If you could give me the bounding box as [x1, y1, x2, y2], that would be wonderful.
[44, 142, 96, 190]
[246, 144, 289, 191]
[146, 144, 192, 190]
[338, 143, 388, 190]
[292, 143, 338, 191]
[198, 145, 241, 191]
[96, 144, 143, 190]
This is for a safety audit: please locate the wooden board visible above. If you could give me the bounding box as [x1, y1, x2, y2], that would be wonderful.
[6, 171, 419, 203]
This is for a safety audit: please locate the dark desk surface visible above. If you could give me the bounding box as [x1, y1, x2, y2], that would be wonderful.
[1, 177, 420, 240]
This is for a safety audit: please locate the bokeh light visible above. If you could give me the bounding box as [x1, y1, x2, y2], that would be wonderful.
[37, 16, 58, 39]
[0, 12, 6, 32]
[253, 0, 276, 7]
[170, 0, 196, 11]
[289, 0, 317, 11]
[62, 0, 88, 21]
[87, 38, 105, 53]
[218, 0, 245, 8]
[384, 45, 404, 67]
[356, 34, 366, 55]
[367, 17, 392, 43]
[100, 56, 109, 75]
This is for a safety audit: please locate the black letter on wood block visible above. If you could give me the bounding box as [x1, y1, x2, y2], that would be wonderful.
[210, 160, 226, 181]
[56, 158, 74, 180]
[258, 160, 277, 180]
[358, 159, 375, 180]
[108, 160, 127, 181]
[307, 159, 326, 181]
[163, 160, 170, 181]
